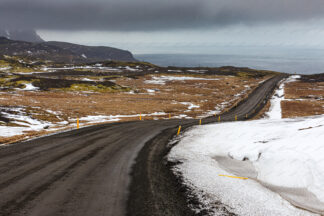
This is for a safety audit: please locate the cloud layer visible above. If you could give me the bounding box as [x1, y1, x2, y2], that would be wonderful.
[1, 0, 324, 31]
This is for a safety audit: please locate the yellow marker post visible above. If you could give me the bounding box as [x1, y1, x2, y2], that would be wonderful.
[199, 119, 202, 125]
[77, 118, 79, 129]
[218, 116, 221, 122]
[245, 114, 248, 119]
[235, 115, 238, 121]
[169, 113, 171, 119]
[219, 174, 248, 180]
[177, 126, 182, 136]
[140, 114, 142, 121]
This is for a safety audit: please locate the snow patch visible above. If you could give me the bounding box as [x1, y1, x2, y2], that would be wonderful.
[180, 102, 200, 110]
[22, 83, 39, 91]
[77, 112, 167, 124]
[145, 75, 220, 85]
[0, 107, 52, 137]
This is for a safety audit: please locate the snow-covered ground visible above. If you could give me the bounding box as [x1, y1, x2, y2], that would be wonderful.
[41, 64, 142, 73]
[42, 65, 122, 72]
[0, 107, 54, 137]
[168, 75, 323, 215]
[22, 83, 39, 91]
[0, 110, 169, 139]
[145, 75, 220, 85]
[77, 112, 167, 124]
[266, 75, 301, 119]
[179, 102, 200, 110]
[0, 67, 11, 71]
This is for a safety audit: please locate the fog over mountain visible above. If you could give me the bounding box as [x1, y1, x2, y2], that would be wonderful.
[0, 29, 44, 42]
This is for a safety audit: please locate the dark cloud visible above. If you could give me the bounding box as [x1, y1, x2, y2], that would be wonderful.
[1, 0, 324, 31]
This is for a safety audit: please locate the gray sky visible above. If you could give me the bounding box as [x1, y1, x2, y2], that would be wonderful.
[2, 0, 324, 53]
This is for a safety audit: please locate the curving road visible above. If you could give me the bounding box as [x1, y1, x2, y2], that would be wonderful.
[0, 75, 285, 216]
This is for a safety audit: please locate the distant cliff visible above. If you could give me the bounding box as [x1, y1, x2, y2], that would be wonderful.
[0, 37, 137, 63]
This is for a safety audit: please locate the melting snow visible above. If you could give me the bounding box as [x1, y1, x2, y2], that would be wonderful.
[266, 75, 301, 119]
[145, 75, 220, 85]
[180, 102, 200, 110]
[22, 83, 39, 91]
[77, 112, 167, 124]
[168, 75, 322, 215]
[0, 67, 11, 71]
[0, 107, 52, 137]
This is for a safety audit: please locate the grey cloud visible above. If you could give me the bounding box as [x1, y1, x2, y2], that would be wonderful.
[1, 0, 324, 31]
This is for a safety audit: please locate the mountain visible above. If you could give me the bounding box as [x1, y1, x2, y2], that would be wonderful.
[46, 41, 136, 62]
[0, 37, 137, 63]
[0, 29, 44, 43]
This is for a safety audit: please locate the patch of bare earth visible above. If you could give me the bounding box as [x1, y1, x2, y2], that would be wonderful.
[282, 80, 324, 118]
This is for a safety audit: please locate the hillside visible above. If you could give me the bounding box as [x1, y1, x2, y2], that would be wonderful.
[0, 37, 137, 63]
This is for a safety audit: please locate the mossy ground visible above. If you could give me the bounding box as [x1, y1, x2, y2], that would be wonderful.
[62, 83, 131, 93]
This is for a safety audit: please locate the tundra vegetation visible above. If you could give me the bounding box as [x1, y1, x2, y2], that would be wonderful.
[0, 55, 279, 144]
[282, 74, 324, 118]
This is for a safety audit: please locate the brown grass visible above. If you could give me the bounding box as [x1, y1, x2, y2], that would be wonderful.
[0, 74, 268, 143]
[282, 81, 324, 118]
[285, 81, 324, 100]
[0, 74, 266, 119]
[281, 100, 324, 118]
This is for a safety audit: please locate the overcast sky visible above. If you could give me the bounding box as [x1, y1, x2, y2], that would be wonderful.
[2, 0, 324, 53]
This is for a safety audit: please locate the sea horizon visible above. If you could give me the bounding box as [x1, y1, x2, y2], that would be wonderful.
[135, 50, 324, 75]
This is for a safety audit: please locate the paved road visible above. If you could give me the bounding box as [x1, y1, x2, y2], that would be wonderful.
[0, 75, 285, 216]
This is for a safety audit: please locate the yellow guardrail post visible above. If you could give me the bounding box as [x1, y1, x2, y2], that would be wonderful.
[140, 113, 142, 121]
[177, 126, 182, 136]
[77, 118, 79, 129]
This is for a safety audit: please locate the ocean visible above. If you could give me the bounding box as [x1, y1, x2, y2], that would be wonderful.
[135, 49, 324, 74]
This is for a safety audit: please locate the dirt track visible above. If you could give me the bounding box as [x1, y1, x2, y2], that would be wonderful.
[0, 75, 285, 216]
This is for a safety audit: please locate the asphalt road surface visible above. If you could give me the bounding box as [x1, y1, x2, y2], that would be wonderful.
[0, 75, 285, 216]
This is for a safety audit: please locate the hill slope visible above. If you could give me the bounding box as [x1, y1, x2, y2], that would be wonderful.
[0, 37, 136, 63]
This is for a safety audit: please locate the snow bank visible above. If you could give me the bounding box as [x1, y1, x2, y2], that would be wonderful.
[266, 75, 301, 119]
[169, 115, 324, 215]
[168, 75, 323, 215]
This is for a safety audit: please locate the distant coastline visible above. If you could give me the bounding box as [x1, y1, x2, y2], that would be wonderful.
[136, 52, 324, 75]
